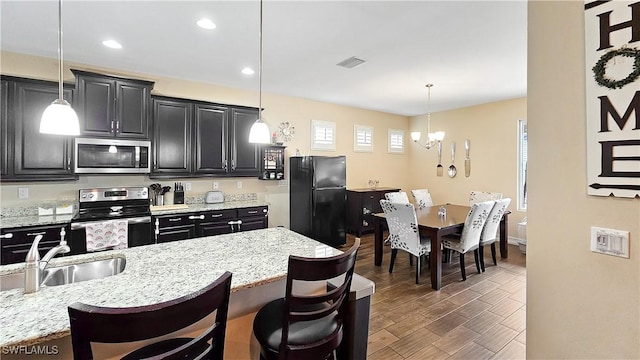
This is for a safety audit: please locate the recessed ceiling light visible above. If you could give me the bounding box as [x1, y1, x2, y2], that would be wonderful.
[197, 18, 216, 30]
[241, 67, 255, 75]
[102, 40, 122, 49]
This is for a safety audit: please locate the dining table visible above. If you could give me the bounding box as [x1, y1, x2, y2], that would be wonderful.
[372, 203, 510, 290]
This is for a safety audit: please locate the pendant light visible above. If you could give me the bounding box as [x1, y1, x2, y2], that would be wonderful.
[248, 0, 271, 144]
[39, 0, 80, 136]
[411, 84, 444, 149]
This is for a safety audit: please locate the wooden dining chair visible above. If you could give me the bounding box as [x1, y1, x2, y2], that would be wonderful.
[479, 198, 512, 271]
[410, 189, 434, 209]
[442, 201, 495, 281]
[380, 200, 432, 284]
[68, 271, 232, 360]
[384, 191, 410, 204]
[252, 239, 360, 360]
[469, 191, 503, 204]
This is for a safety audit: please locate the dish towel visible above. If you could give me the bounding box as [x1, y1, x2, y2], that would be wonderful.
[85, 220, 128, 252]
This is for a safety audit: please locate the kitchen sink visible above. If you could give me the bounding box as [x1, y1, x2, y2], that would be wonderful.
[0, 256, 126, 291]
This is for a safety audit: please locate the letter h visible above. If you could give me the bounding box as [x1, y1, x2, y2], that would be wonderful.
[597, 2, 640, 50]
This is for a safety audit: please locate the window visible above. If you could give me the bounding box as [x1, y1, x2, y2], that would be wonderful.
[311, 120, 336, 151]
[518, 119, 528, 211]
[388, 129, 404, 154]
[354, 125, 373, 152]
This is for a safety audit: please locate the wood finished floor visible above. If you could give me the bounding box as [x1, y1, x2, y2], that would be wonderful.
[346, 233, 527, 360]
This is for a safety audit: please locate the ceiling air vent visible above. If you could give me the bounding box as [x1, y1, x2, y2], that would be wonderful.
[337, 56, 366, 69]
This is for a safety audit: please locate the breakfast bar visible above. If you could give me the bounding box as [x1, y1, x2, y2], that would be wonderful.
[0, 227, 374, 359]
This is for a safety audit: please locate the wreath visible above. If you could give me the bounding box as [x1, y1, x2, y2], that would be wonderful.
[592, 47, 640, 89]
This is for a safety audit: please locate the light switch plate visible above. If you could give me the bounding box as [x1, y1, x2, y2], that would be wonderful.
[237, 181, 243, 189]
[591, 226, 630, 258]
[18, 187, 29, 199]
[184, 182, 192, 191]
[213, 181, 219, 189]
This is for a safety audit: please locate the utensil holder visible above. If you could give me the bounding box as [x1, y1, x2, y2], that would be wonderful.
[155, 194, 164, 206]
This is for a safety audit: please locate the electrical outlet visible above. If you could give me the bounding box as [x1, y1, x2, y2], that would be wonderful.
[237, 181, 242, 189]
[185, 182, 192, 191]
[18, 187, 29, 199]
[213, 181, 219, 189]
[591, 226, 630, 258]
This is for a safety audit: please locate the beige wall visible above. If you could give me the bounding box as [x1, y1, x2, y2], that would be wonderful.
[0, 51, 411, 228]
[528, 1, 640, 358]
[409, 97, 528, 238]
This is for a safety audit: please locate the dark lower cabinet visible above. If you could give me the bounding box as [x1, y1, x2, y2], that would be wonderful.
[153, 206, 268, 243]
[1, 224, 70, 265]
[1, 77, 76, 181]
[346, 187, 401, 236]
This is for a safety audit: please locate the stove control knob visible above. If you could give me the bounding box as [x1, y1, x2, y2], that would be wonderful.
[81, 194, 87, 199]
[88, 194, 94, 199]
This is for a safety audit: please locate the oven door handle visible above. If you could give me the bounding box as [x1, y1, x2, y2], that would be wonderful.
[71, 216, 152, 230]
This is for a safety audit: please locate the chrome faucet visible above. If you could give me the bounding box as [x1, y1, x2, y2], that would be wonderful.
[24, 228, 71, 294]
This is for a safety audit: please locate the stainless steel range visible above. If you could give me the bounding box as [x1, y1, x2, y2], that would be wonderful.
[69, 187, 153, 254]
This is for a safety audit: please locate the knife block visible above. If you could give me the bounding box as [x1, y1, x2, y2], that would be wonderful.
[173, 190, 184, 204]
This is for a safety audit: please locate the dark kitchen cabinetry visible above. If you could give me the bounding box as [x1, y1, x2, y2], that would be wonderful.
[72, 70, 154, 139]
[1, 224, 70, 265]
[153, 206, 268, 243]
[259, 145, 286, 180]
[152, 98, 192, 176]
[150, 95, 260, 178]
[346, 187, 401, 236]
[1, 80, 8, 178]
[0, 76, 76, 181]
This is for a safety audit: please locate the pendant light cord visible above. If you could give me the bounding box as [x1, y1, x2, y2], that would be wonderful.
[57, 0, 64, 102]
[426, 84, 432, 135]
[258, 0, 263, 120]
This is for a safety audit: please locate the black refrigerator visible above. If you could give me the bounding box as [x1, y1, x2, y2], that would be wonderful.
[290, 156, 347, 248]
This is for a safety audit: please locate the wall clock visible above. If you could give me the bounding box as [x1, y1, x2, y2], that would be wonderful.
[278, 122, 295, 142]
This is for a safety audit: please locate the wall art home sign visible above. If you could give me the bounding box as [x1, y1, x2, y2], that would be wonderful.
[584, 1, 640, 198]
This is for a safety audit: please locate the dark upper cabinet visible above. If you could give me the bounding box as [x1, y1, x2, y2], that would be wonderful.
[151, 95, 259, 178]
[229, 108, 260, 176]
[73, 70, 153, 139]
[193, 104, 227, 175]
[1, 80, 8, 177]
[152, 98, 192, 175]
[9, 79, 76, 180]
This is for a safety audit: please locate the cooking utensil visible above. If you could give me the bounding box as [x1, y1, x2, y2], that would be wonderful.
[160, 186, 171, 195]
[464, 139, 471, 177]
[448, 142, 457, 178]
[436, 141, 443, 177]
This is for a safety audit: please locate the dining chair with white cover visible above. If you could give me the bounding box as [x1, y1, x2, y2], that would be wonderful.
[442, 200, 495, 281]
[410, 189, 434, 210]
[384, 191, 410, 204]
[479, 198, 511, 271]
[380, 199, 431, 284]
[469, 191, 503, 204]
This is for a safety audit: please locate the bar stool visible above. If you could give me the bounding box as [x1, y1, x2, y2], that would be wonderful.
[252, 239, 360, 360]
[68, 271, 232, 360]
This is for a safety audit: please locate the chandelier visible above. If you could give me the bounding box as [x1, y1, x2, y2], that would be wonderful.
[411, 84, 444, 149]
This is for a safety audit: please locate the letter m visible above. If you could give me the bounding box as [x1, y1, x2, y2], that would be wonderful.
[599, 91, 640, 132]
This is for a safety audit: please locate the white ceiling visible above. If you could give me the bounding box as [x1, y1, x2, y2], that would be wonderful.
[0, 0, 527, 117]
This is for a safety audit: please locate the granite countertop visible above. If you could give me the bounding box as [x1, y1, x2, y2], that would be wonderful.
[0, 214, 75, 229]
[150, 200, 269, 216]
[0, 227, 343, 347]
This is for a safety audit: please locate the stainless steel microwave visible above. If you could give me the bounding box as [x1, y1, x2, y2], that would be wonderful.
[74, 138, 151, 174]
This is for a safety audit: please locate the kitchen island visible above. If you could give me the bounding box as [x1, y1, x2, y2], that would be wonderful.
[0, 227, 374, 359]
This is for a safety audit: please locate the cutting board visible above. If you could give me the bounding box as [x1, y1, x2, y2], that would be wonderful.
[150, 204, 189, 211]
